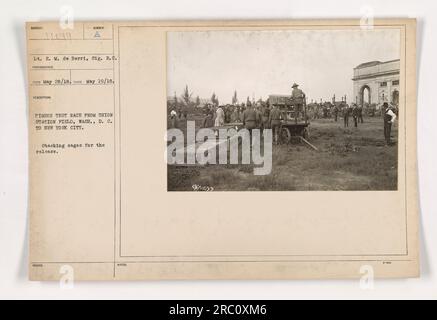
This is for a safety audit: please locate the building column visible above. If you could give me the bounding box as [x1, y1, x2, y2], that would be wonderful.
[386, 80, 392, 104]
[370, 81, 379, 106]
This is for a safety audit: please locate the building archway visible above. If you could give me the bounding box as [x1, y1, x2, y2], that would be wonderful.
[352, 60, 400, 108]
[392, 89, 399, 106]
[359, 85, 371, 107]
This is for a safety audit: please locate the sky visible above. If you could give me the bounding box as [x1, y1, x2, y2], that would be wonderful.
[167, 28, 400, 104]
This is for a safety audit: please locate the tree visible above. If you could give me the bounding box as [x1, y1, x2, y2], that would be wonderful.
[181, 85, 193, 106]
[232, 90, 238, 105]
[246, 96, 250, 105]
[211, 92, 218, 106]
[195, 95, 200, 107]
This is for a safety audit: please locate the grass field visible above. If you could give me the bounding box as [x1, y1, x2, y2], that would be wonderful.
[167, 116, 398, 191]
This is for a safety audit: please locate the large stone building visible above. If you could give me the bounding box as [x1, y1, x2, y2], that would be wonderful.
[352, 59, 400, 108]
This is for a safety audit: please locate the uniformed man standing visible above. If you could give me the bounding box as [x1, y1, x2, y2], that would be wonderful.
[323, 104, 328, 118]
[262, 103, 271, 130]
[230, 106, 240, 123]
[269, 103, 283, 145]
[255, 103, 263, 129]
[358, 104, 364, 123]
[383, 102, 397, 145]
[242, 102, 260, 144]
[332, 104, 339, 122]
[352, 104, 359, 127]
[224, 105, 231, 123]
[202, 109, 214, 128]
[343, 104, 350, 127]
[291, 83, 305, 123]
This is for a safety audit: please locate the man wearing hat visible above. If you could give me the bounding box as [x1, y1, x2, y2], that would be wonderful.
[291, 83, 305, 123]
[269, 103, 283, 145]
[170, 108, 178, 128]
[352, 103, 359, 128]
[261, 101, 271, 132]
[242, 101, 260, 145]
[383, 102, 397, 145]
[214, 105, 225, 127]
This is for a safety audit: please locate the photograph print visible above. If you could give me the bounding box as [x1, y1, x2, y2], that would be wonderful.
[166, 28, 401, 191]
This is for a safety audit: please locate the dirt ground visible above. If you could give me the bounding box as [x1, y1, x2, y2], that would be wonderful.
[167, 116, 398, 191]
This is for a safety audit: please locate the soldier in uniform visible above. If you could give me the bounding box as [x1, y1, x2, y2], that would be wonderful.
[230, 106, 240, 123]
[323, 104, 328, 118]
[255, 103, 263, 129]
[314, 103, 320, 120]
[202, 109, 214, 128]
[269, 103, 283, 145]
[358, 104, 364, 123]
[352, 104, 359, 127]
[262, 102, 271, 130]
[291, 83, 305, 123]
[332, 104, 339, 122]
[240, 102, 246, 114]
[224, 105, 231, 123]
[343, 104, 350, 127]
[242, 102, 260, 144]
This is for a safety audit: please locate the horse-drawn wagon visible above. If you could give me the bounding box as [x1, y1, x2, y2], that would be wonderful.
[268, 94, 315, 148]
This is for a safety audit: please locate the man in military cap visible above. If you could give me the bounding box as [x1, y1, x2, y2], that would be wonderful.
[352, 103, 359, 128]
[242, 101, 260, 145]
[357, 104, 364, 123]
[291, 83, 305, 123]
[262, 102, 271, 132]
[269, 103, 283, 145]
[343, 104, 350, 127]
[255, 102, 263, 129]
[230, 105, 241, 123]
[332, 104, 339, 122]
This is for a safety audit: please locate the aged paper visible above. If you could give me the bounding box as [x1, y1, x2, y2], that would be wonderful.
[27, 19, 419, 280]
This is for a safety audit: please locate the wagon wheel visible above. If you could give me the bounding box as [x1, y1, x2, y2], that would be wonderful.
[280, 127, 292, 144]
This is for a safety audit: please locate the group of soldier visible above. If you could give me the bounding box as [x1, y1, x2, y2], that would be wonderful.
[169, 81, 398, 146]
[202, 100, 273, 128]
[200, 83, 306, 144]
[308, 102, 363, 127]
[201, 99, 283, 145]
[341, 104, 364, 128]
